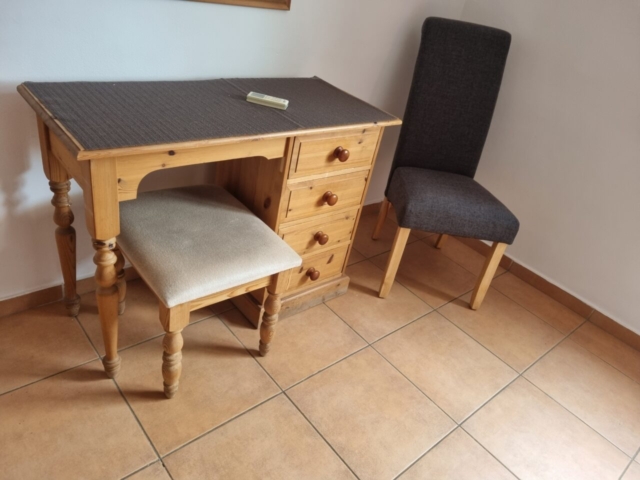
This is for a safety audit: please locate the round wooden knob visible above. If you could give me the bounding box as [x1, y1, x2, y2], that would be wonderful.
[334, 146, 350, 162]
[323, 191, 338, 206]
[306, 267, 320, 281]
[314, 231, 329, 245]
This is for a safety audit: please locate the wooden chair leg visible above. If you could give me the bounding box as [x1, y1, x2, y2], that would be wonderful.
[435, 234, 448, 249]
[469, 242, 508, 310]
[50, 180, 81, 316]
[160, 304, 190, 398]
[93, 238, 121, 378]
[259, 270, 290, 356]
[114, 247, 127, 315]
[379, 226, 411, 298]
[372, 197, 391, 240]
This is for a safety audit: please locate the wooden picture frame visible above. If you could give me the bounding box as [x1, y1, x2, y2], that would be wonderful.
[187, 0, 290, 10]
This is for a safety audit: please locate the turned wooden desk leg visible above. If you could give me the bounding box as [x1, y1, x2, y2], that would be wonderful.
[114, 247, 127, 315]
[93, 238, 121, 378]
[49, 180, 80, 316]
[162, 330, 184, 399]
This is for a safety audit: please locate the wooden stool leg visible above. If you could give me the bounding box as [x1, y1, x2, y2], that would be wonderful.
[114, 247, 127, 315]
[50, 180, 80, 316]
[379, 226, 411, 298]
[372, 197, 391, 240]
[469, 242, 508, 310]
[162, 330, 184, 399]
[435, 234, 448, 249]
[259, 271, 290, 356]
[93, 238, 121, 378]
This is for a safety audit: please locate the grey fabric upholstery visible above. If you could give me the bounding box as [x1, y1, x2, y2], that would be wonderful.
[23, 78, 396, 151]
[388, 17, 512, 180]
[117, 185, 301, 308]
[388, 168, 519, 244]
[385, 17, 519, 244]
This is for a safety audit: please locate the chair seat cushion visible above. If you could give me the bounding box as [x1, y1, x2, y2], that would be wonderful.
[387, 167, 519, 244]
[117, 185, 301, 308]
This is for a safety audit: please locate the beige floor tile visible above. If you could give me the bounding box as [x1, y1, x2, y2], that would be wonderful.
[0, 302, 97, 395]
[325, 260, 432, 342]
[164, 395, 355, 480]
[440, 289, 564, 372]
[525, 339, 640, 456]
[370, 241, 477, 308]
[222, 305, 366, 389]
[288, 348, 455, 480]
[347, 247, 366, 266]
[492, 273, 584, 333]
[375, 312, 517, 422]
[352, 213, 419, 258]
[464, 378, 629, 480]
[0, 360, 156, 480]
[401, 428, 516, 479]
[422, 235, 506, 277]
[115, 318, 280, 455]
[78, 279, 214, 356]
[571, 322, 640, 384]
[128, 462, 172, 480]
[623, 462, 640, 480]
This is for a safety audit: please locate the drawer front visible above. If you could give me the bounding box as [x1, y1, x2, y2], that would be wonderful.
[279, 209, 358, 256]
[288, 245, 349, 292]
[290, 128, 380, 178]
[285, 172, 368, 221]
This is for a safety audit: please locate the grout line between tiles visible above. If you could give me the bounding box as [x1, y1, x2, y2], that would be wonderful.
[458, 317, 586, 428]
[161, 390, 282, 459]
[111, 377, 163, 462]
[120, 460, 165, 480]
[0, 356, 98, 398]
[282, 390, 362, 480]
[518, 376, 631, 459]
[618, 445, 640, 480]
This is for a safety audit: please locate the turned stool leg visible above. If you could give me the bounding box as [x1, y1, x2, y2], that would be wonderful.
[159, 303, 190, 398]
[162, 330, 184, 399]
[114, 247, 127, 315]
[93, 238, 121, 378]
[259, 271, 290, 356]
[50, 180, 81, 316]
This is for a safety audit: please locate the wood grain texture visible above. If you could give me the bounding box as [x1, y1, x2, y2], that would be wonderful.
[378, 226, 411, 298]
[470, 242, 508, 310]
[289, 128, 380, 178]
[279, 208, 357, 256]
[287, 245, 349, 293]
[186, 0, 291, 10]
[117, 137, 286, 201]
[93, 237, 120, 378]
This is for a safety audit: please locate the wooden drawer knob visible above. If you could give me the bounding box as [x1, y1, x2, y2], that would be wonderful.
[314, 231, 329, 245]
[334, 146, 350, 162]
[306, 267, 320, 281]
[323, 191, 339, 206]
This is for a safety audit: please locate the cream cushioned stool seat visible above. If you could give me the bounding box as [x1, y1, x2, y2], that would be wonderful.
[116, 185, 302, 398]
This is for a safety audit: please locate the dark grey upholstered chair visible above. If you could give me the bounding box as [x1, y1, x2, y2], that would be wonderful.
[373, 17, 519, 309]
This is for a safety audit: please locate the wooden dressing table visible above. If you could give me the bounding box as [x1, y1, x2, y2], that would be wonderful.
[18, 77, 400, 373]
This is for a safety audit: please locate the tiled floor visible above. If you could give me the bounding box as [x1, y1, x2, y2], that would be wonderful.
[2, 211, 640, 480]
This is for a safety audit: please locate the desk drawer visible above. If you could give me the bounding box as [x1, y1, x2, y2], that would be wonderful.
[285, 171, 368, 221]
[279, 209, 357, 256]
[289, 128, 381, 178]
[288, 245, 349, 292]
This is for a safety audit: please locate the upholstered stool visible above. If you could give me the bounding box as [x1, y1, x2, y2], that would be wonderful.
[116, 185, 302, 398]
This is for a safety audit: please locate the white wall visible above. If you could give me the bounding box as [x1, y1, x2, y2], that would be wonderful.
[457, 0, 640, 333]
[1, 0, 638, 333]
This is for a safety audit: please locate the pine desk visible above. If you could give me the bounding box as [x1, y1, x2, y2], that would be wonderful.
[18, 78, 400, 372]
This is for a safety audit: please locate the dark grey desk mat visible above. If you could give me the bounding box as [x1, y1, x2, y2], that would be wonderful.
[24, 77, 397, 151]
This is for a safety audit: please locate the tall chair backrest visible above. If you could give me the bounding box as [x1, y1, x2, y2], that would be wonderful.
[389, 17, 511, 182]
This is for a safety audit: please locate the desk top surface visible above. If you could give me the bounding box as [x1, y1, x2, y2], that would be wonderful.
[21, 77, 399, 155]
